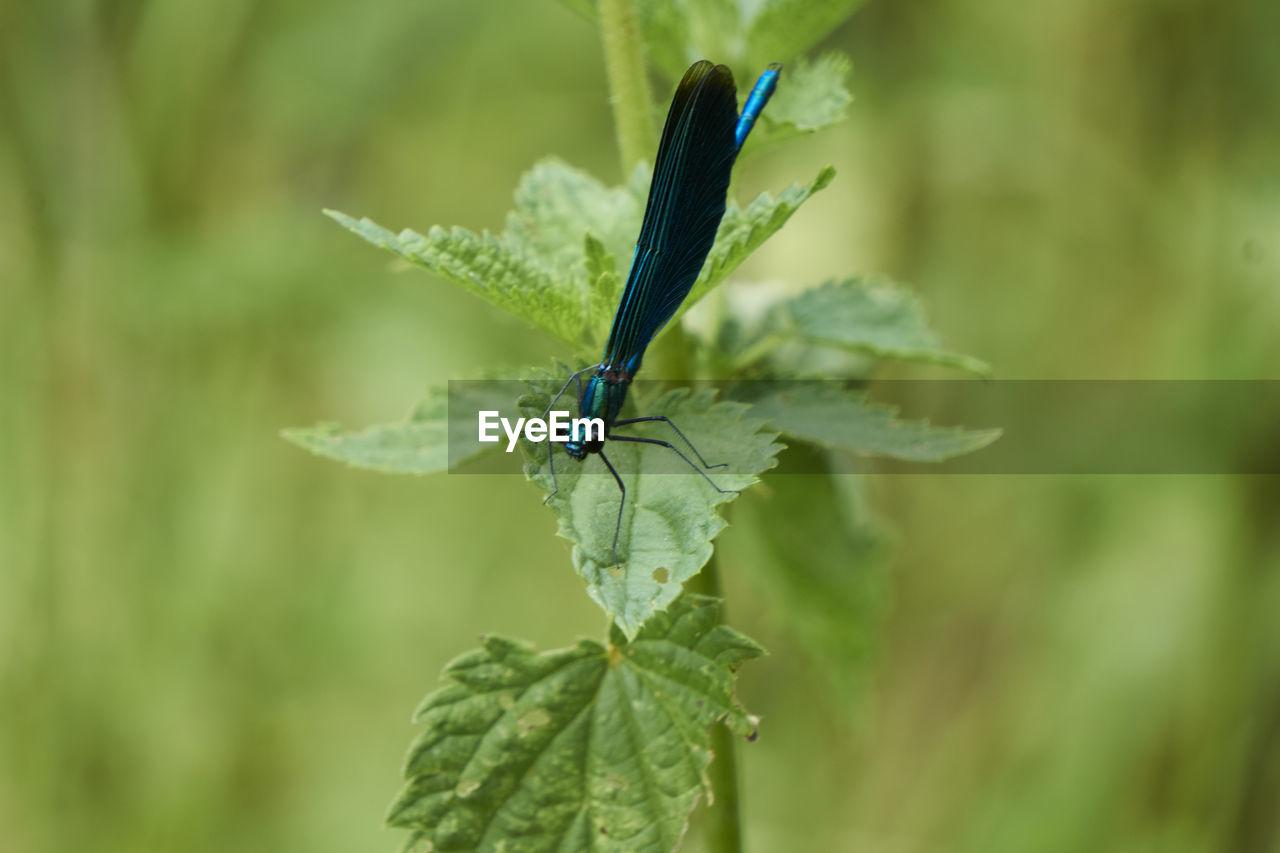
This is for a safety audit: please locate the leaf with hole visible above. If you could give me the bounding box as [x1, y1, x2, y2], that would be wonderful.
[522, 377, 781, 638]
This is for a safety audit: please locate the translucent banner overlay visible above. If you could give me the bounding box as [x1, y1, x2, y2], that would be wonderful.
[446, 380, 1280, 475]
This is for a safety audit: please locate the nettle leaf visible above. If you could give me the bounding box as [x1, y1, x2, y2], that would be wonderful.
[324, 210, 583, 347]
[282, 388, 452, 475]
[522, 381, 781, 639]
[507, 158, 645, 277]
[779, 277, 992, 375]
[745, 53, 853, 149]
[389, 594, 764, 853]
[727, 447, 888, 705]
[744, 0, 869, 71]
[675, 165, 835, 324]
[587, 163, 831, 344]
[747, 383, 1001, 462]
[325, 159, 643, 350]
[328, 159, 825, 354]
[282, 383, 515, 475]
[584, 232, 625, 342]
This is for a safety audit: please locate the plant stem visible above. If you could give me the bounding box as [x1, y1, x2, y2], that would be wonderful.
[599, 0, 654, 176]
[599, 9, 742, 849]
[687, 555, 745, 853]
[599, 0, 695, 381]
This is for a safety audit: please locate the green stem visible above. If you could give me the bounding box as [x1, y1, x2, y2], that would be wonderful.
[686, 555, 744, 853]
[599, 0, 654, 176]
[598, 0, 686, 382]
[599, 9, 741, 849]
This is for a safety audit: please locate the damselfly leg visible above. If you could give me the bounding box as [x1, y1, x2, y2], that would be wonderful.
[612, 414, 730, 470]
[542, 368, 591, 505]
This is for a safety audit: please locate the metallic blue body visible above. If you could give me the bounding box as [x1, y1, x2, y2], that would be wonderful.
[565, 370, 628, 457]
[564, 61, 780, 461]
[735, 63, 781, 149]
[550, 60, 781, 562]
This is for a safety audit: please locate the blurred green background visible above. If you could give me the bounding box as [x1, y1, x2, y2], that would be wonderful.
[2, 1, 1278, 851]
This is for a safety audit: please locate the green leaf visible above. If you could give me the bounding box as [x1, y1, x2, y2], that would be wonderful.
[282, 389, 452, 475]
[675, 165, 836, 325]
[747, 383, 1001, 462]
[325, 158, 643, 350]
[388, 594, 764, 852]
[506, 159, 645, 280]
[727, 447, 888, 706]
[282, 383, 516, 475]
[745, 0, 869, 70]
[745, 53, 853, 150]
[779, 277, 993, 375]
[324, 209, 582, 348]
[589, 163, 831, 345]
[522, 380, 782, 638]
[327, 158, 826, 354]
[584, 232, 624, 341]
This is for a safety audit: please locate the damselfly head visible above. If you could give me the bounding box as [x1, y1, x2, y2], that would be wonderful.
[564, 434, 604, 459]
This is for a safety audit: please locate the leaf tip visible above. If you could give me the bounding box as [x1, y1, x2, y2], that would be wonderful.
[971, 426, 1004, 450]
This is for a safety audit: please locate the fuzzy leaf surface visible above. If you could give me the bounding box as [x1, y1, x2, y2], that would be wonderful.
[282, 384, 514, 475]
[747, 383, 1001, 462]
[325, 159, 642, 349]
[323, 210, 582, 347]
[388, 595, 764, 852]
[676, 166, 835, 324]
[282, 389, 453, 475]
[778, 278, 992, 375]
[327, 158, 822, 352]
[522, 379, 781, 638]
[746, 53, 853, 149]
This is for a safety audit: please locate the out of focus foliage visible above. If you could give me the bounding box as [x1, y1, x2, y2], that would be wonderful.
[2, 1, 1277, 853]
